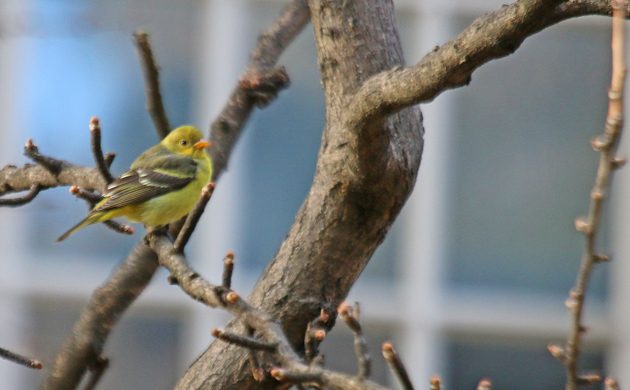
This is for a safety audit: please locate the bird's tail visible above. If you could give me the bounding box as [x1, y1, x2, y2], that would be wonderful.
[56, 215, 98, 242]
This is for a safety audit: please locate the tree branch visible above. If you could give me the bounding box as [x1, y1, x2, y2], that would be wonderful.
[89, 117, 114, 184]
[173, 182, 215, 252]
[81, 357, 109, 390]
[1, 161, 105, 197]
[133, 31, 171, 139]
[338, 302, 371, 380]
[430, 376, 442, 390]
[149, 232, 391, 390]
[559, 1, 627, 389]
[382, 342, 414, 390]
[208, 0, 309, 179]
[68, 186, 135, 236]
[345, 0, 626, 128]
[0, 184, 41, 207]
[0, 347, 43, 370]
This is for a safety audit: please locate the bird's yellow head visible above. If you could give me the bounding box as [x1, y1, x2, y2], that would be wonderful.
[162, 125, 211, 157]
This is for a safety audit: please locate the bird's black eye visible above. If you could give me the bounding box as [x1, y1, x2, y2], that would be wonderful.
[180, 139, 188, 146]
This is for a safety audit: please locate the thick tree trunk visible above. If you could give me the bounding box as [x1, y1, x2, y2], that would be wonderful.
[176, 1, 423, 388]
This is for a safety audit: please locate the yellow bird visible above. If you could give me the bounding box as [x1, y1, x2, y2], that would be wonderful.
[57, 125, 212, 241]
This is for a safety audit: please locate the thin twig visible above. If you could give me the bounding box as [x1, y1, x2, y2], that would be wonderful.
[246, 325, 266, 382]
[102, 220, 135, 236]
[211, 328, 278, 352]
[69, 185, 102, 203]
[0, 184, 41, 207]
[430, 376, 442, 390]
[605, 378, 620, 390]
[0, 347, 42, 369]
[304, 309, 330, 363]
[562, 1, 626, 389]
[477, 378, 492, 390]
[382, 342, 414, 390]
[133, 31, 171, 139]
[81, 357, 109, 390]
[69, 186, 134, 236]
[173, 182, 215, 252]
[222, 251, 235, 289]
[270, 368, 322, 385]
[89, 117, 114, 184]
[338, 302, 371, 380]
[148, 234, 390, 390]
[24, 139, 64, 175]
[208, 0, 308, 179]
[103, 152, 116, 168]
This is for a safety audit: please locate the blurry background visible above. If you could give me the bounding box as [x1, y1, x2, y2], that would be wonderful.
[0, 0, 627, 389]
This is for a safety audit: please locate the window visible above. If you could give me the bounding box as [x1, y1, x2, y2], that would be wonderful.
[0, 1, 626, 388]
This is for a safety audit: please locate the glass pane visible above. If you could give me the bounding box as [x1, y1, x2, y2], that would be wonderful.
[22, 297, 183, 390]
[445, 335, 604, 389]
[445, 18, 610, 299]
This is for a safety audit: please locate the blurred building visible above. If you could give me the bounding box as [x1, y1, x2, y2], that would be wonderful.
[0, 0, 626, 389]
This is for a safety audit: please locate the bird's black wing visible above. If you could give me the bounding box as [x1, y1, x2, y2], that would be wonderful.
[94, 154, 197, 212]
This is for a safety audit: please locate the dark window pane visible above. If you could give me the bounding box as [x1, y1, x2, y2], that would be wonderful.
[445, 335, 604, 389]
[23, 297, 183, 390]
[446, 18, 610, 299]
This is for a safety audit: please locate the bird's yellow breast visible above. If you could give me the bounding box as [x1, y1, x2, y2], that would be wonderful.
[124, 153, 212, 227]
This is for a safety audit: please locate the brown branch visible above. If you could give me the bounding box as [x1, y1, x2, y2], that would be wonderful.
[1, 160, 105, 198]
[148, 233, 390, 390]
[605, 378, 620, 390]
[561, 1, 627, 389]
[173, 182, 215, 252]
[103, 152, 115, 168]
[382, 342, 414, 390]
[222, 251, 235, 289]
[89, 117, 114, 184]
[338, 302, 371, 380]
[133, 31, 171, 139]
[304, 309, 331, 363]
[212, 328, 279, 352]
[477, 379, 492, 390]
[270, 368, 322, 385]
[0, 184, 41, 207]
[345, 0, 626, 129]
[247, 325, 266, 383]
[69, 185, 102, 204]
[208, 0, 308, 179]
[81, 357, 109, 390]
[0, 347, 43, 370]
[40, 243, 159, 390]
[430, 376, 442, 390]
[24, 139, 64, 175]
[69, 186, 134, 236]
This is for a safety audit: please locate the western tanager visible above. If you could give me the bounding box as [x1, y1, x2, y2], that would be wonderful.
[57, 125, 213, 241]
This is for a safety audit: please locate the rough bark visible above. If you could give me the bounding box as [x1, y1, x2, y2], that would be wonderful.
[176, 1, 424, 388]
[177, 1, 629, 389]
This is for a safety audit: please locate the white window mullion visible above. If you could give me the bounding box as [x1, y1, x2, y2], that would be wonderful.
[398, 9, 459, 384]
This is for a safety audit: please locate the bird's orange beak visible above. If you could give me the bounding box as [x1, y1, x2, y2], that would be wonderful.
[193, 139, 211, 150]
